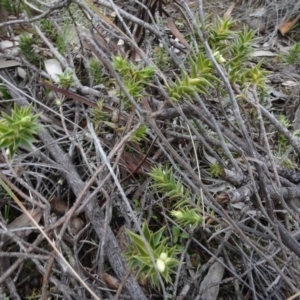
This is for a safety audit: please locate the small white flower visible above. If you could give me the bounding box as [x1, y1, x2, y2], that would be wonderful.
[159, 252, 168, 261]
[156, 258, 166, 273]
[213, 51, 226, 63]
[55, 98, 62, 106]
[172, 210, 183, 219]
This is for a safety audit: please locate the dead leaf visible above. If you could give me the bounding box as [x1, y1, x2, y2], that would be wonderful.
[247, 7, 267, 33]
[50, 197, 69, 215]
[282, 80, 298, 87]
[249, 7, 266, 18]
[0, 40, 14, 49]
[167, 17, 191, 50]
[199, 257, 225, 300]
[278, 14, 300, 35]
[223, 2, 236, 19]
[252, 50, 277, 57]
[0, 59, 21, 69]
[103, 272, 120, 289]
[7, 209, 42, 238]
[169, 3, 193, 33]
[120, 151, 152, 175]
[17, 67, 27, 80]
[69, 217, 84, 235]
[44, 59, 63, 83]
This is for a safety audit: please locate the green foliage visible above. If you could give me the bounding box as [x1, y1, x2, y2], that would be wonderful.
[165, 18, 260, 101]
[171, 208, 204, 229]
[282, 42, 300, 64]
[56, 33, 67, 55]
[89, 59, 105, 85]
[0, 104, 42, 158]
[209, 162, 223, 177]
[166, 53, 217, 101]
[132, 199, 141, 211]
[277, 115, 291, 151]
[277, 154, 297, 170]
[112, 55, 154, 107]
[171, 225, 188, 251]
[125, 222, 180, 289]
[40, 19, 56, 37]
[57, 69, 75, 88]
[207, 17, 235, 51]
[153, 46, 171, 71]
[279, 115, 291, 128]
[150, 165, 190, 207]
[275, 116, 300, 164]
[19, 33, 41, 66]
[89, 101, 110, 131]
[40, 19, 66, 55]
[2, 0, 16, 13]
[227, 27, 256, 65]
[197, 18, 262, 90]
[0, 84, 11, 100]
[25, 288, 42, 300]
[150, 166, 214, 229]
[244, 61, 269, 91]
[113, 55, 131, 76]
[129, 124, 148, 144]
[4, 202, 11, 220]
[225, 28, 256, 85]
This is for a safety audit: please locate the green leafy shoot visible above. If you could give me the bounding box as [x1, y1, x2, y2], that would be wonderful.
[19, 33, 41, 66]
[276, 115, 300, 155]
[0, 104, 42, 158]
[130, 124, 148, 144]
[2, 0, 17, 14]
[244, 61, 269, 91]
[125, 222, 180, 289]
[57, 69, 75, 88]
[55, 33, 67, 55]
[40, 19, 66, 55]
[282, 42, 300, 64]
[171, 208, 204, 229]
[225, 27, 256, 84]
[150, 166, 213, 228]
[153, 46, 171, 71]
[89, 59, 105, 85]
[166, 52, 218, 101]
[40, 19, 56, 37]
[150, 165, 190, 207]
[209, 162, 223, 178]
[112, 55, 154, 107]
[171, 225, 189, 250]
[207, 17, 235, 50]
[89, 101, 109, 131]
[227, 27, 256, 65]
[0, 84, 11, 100]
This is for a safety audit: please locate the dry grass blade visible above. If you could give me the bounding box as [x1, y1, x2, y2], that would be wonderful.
[167, 17, 191, 50]
[7, 208, 42, 238]
[198, 258, 225, 300]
